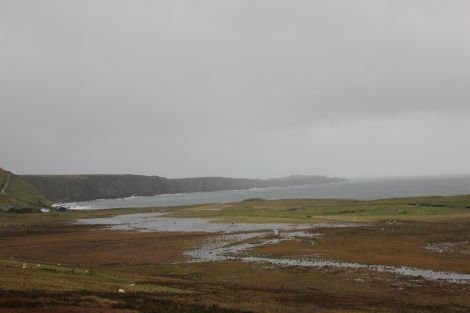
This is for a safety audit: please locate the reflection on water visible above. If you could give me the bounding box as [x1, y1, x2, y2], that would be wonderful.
[186, 232, 470, 284]
[76, 212, 361, 233]
[77, 213, 470, 284]
[426, 241, 470, 254]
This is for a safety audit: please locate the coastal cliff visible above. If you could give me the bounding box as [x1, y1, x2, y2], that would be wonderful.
[21, 174, 347, 202]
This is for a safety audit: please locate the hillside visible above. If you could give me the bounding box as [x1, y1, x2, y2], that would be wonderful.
[0, 168, 51, 210]
[22, 174, 346, 202]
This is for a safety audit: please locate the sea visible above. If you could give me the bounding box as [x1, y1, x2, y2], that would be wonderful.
[58, 175, 470, 210]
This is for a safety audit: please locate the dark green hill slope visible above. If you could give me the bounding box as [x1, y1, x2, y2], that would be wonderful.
[21, 174, 170, 203]
[0, 168, 51, 210]
[22, 174, 346, 203]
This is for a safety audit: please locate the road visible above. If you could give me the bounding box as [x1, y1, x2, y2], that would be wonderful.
[1, 172, 11, 194]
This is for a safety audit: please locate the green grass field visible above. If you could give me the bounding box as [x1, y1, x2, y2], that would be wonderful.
[0, 168, 51, 209]
[163, 196, 470, 223]
[0, 170, 5, 187]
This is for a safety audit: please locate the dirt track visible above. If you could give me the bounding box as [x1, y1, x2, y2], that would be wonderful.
[0, 172, 11, 194]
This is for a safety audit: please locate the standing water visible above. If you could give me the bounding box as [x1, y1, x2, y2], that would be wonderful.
[77, 213, 470, 284]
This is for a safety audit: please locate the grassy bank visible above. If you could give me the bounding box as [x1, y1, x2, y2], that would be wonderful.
[0, 168, 51, 209]
[163, 195, 470, 223]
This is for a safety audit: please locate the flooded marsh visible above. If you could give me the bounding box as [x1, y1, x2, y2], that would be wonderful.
[4, 196, 470, 312]
[77, 211, 470, 284]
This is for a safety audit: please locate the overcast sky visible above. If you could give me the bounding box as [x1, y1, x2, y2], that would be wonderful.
[1, 0, 470, 178]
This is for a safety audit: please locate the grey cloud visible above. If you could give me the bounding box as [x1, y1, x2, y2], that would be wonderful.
[1, 1, 470, 177]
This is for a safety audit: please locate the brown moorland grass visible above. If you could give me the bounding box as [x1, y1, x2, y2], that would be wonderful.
[252, 221, 470, 273]
[0, 230, 210, 265]
[2, 196, 470, 312]
[2, 223, 470, 312]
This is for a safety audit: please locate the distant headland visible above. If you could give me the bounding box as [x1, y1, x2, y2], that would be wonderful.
[21, 173, 346, 203]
